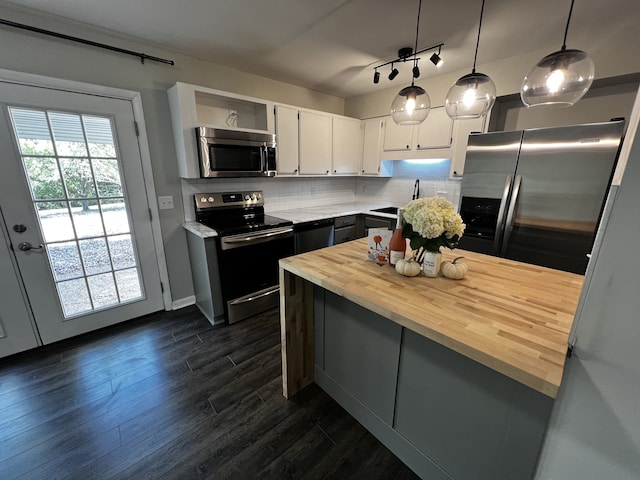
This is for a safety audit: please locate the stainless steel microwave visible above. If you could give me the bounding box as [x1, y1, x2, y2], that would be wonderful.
[196, 127, 277, 178]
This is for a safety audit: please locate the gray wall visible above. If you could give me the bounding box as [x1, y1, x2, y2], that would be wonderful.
[534, 96, 640, 479]
[0, 5, 344, 302]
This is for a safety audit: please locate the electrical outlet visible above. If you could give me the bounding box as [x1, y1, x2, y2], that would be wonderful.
[158, 195, 174, 210]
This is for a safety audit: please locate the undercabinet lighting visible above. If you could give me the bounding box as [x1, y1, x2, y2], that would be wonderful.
[404, 158, 449, 164]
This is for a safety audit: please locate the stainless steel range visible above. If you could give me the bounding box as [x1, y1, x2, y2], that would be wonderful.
[194, 191, 294, 324]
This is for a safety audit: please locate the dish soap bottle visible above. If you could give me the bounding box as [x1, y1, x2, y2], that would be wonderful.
[389, 208, 405, 266]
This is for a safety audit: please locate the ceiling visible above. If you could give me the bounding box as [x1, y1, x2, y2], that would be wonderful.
[0, 0, 638, 98]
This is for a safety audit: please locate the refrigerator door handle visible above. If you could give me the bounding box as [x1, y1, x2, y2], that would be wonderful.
[493, 174, 513, 254]
[501, 175, 522, 257]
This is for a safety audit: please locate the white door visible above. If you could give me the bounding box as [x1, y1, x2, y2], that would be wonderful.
[0, 81, 164, 349]
[0, 212, 40, 356]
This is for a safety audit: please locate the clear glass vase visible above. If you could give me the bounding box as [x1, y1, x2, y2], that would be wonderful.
[422, 251, 442, 277]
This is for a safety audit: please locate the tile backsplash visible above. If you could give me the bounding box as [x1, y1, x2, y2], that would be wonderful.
[181, 160, 462, 220]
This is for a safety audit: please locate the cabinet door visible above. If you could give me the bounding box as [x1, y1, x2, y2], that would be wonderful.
[299, 110, 332, 174]
[362, 118, 383, 174]
[274, 104, 299, 174]
[415, 107, 452, 150]
[323, 291, 402, 425]
[382, 117, 413, 151]
[332, 116, 362, 174]
[450, 116, 486, 177]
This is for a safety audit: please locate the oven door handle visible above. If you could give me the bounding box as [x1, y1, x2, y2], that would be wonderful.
[228, 286, 280, 306]
[221, 226, 294, 249]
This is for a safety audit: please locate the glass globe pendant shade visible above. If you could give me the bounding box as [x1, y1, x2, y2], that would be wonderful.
[521, 49, 594, 108]
[391, 85, 430, 125]
[445, 72, 496, 119]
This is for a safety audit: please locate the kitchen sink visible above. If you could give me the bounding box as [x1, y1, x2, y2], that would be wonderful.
[370, 206, 399, 214]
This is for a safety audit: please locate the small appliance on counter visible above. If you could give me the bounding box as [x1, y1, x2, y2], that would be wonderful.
[458, 120, 625, 274]
[190, 191, 293, 324]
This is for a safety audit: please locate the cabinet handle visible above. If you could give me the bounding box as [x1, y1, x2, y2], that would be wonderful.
[406, 145, 410, 149]
[417, 144, 420, 148]
[362, 169, 364, 173]
[326, 170, 330, 174]
[294, 168, 298, 173]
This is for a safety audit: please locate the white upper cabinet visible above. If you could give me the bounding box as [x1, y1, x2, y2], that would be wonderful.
[274, 105, 299, 175]
[449, 116, 487, 178]
[382, 106, 452, 155]
[414, 107, 452, 150]
[383, 118, 413, 152]
[332, 116, 362, 174]
[167, 82, 273, 178]
[299, 110, 332, 175]
[362, 118, 383, 175]
[369, 106, 488, 175]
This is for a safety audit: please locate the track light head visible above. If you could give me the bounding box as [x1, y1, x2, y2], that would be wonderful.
[373, 70, 380, 84]
[388, 66, 399, 81]
[430, 52, 443, 67]
[412, 65, 420, 78]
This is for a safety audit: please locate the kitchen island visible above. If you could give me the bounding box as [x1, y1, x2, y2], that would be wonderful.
[279, 239, 584, 479]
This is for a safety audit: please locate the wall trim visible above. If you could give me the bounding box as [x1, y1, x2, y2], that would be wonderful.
[172, 295, 196, 310]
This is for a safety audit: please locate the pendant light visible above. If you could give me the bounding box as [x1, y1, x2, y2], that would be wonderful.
[445, 0, 496, 119]
[390, 0, 430, 125]
[521, 0, 594, 108]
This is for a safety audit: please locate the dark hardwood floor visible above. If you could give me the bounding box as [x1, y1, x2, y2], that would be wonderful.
[0, 306, 419, 479]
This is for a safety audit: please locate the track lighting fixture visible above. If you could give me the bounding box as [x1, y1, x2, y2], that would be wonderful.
[430, 51, 443, 67]
[521, 0, 594, 108]
[369, 0, 443, 125]
[371, 0, 444, 121]
[445, 0, 496, 119]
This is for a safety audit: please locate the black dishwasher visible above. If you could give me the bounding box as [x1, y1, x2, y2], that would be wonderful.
[294, 219, 335, 254]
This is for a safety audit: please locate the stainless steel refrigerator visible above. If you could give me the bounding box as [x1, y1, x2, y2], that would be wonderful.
[457, 120, 625, 274]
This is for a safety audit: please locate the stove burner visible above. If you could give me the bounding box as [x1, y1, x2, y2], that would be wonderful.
[194, 190, 292, 236]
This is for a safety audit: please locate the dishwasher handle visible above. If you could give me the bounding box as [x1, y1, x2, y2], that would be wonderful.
[293, 218, 335, 233]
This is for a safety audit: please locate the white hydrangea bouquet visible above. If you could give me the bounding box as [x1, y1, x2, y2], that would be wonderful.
[402, 197, 465, 263]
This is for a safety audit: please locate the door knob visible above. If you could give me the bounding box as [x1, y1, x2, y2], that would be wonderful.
[18, 242, 45, 252]
[13, 224, 27, 233]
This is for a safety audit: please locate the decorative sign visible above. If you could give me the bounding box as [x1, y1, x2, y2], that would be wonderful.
[367, 228, 392, 265]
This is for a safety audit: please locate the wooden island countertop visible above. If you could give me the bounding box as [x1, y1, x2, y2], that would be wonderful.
[279, 238, 584, 398]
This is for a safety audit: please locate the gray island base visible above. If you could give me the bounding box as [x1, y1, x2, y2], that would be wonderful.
[312, 288, 552, 480]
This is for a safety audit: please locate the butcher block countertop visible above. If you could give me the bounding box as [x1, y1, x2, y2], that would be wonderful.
[279, 239, 585, 398]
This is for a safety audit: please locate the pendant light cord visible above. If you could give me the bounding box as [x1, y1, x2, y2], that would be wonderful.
[472, 0, 486, 74]
[561, 0, 576, 51]
[411, 0, 423, 86]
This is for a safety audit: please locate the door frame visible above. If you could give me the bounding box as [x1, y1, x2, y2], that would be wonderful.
[0, 68, 172, 311]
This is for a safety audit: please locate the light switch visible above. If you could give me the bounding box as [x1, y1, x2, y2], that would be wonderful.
[158, 195, 174, 210]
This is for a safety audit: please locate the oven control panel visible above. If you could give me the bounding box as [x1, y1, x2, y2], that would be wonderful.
[194, 191, 264, 211]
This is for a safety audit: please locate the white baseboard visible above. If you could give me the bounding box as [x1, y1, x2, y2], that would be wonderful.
[172, 296, 196, 310]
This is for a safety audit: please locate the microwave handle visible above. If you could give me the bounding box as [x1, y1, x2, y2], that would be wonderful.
[262, 144, 277, 173]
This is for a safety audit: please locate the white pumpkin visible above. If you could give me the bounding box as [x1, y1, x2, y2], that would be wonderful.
[395, 258, 422, 277]
[441, 256, 468, 280]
